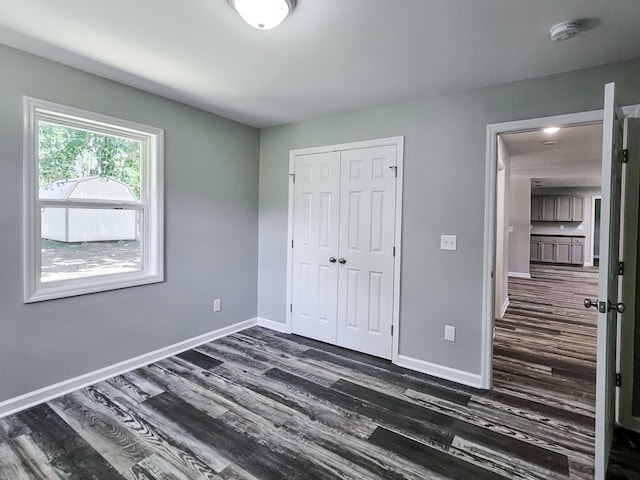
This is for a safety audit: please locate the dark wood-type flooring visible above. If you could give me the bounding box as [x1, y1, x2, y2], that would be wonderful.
[0, 263, 638, 479]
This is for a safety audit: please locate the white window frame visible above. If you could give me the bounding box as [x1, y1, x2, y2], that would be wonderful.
[23, 97, 164, 303]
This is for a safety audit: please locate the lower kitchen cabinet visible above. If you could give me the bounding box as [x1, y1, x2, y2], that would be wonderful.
[571, 237, 585, 265]
[530, 235, 585, 265]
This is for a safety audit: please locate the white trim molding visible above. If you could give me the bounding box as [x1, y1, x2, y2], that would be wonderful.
[397, 355, 483, 389]
[508, 271, 531, 279]
[257, 317, 291, 333]
[497, 297, 510, 319]
[0, 318, 257, 419]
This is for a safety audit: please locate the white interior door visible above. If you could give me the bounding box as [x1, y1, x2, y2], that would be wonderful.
[619, 118, 640, 433]
[291, 151, 340, 343]
[594, 82, 625, 480]
[336, 145, 397, 359]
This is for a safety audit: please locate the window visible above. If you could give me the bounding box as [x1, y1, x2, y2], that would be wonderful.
[23, 97, 164, 302]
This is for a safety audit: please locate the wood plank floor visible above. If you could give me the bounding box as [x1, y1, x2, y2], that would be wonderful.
[0, 263, 637, 479]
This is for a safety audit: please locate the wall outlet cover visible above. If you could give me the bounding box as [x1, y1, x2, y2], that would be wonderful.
[440, 235, 457, 251]
[213, 298, 221, 312]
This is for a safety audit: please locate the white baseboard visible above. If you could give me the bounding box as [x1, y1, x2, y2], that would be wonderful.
[257, 317, 291, 333]
[508, 271, 531, 279]
[584, 262, 593, 267]
[0, 317, 258, 419]
[396, 355, 483, 389]
[497, 297, 510, 319]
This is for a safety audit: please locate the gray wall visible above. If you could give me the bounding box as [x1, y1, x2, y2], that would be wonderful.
[258, 58, 640, 375]
[531, 186, 602, 265]
[0, 44, 260, 403]
[508, 178, 531, 276]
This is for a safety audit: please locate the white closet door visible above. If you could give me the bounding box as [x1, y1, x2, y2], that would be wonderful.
[291, 152, 340, 343]
[337, 145, 397, 359]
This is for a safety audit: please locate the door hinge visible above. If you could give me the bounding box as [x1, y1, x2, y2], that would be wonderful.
[389, 165, 398, 177]
[616, 372, 621, 387]
[622, 149, 628, 163]
[393, 246, 396, 257]
[391, 325, 394, 336]
[290, 304, 293, 313]
[618, 261, 624, 275]
[289, 173, 295, 183]
[291, 239, 294, 248]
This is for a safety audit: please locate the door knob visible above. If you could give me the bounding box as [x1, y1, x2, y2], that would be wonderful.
[608, 301, 626, 314]
[338, 257, 347, 264]
[329, 256, 337, 263]
[584, 298, 598, 309]
[585, 298, 625, 314]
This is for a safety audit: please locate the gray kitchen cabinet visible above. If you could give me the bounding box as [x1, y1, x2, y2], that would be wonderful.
[529, 235, 585, 265]
[555, 237, 572, 263]
[556, 196, 572, 221]
[571, 237, 585, 265]
[540, 237, 556, 262]
[571, 196, 584, 222]
[541, 196, 557, 221]
[530, 235, 541, 261]
[531, 197, 541, 221]
[531, 195, 584, 222]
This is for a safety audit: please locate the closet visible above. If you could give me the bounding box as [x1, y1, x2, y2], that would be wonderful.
[288, 138, 403, 360]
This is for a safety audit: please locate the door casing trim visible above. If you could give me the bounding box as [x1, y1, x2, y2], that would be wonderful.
[482, 109, 604, 389]
[286, 136, 404, 363]
[482, 104, 640, 391]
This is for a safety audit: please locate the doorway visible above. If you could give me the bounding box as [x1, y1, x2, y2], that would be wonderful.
[484, 99, 640, 479]
[492, 120, 603, 476]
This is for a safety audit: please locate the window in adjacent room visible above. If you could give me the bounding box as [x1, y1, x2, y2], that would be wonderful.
[23, 97, 164, 302]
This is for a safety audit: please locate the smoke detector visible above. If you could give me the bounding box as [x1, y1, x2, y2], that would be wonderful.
[550, 21, 582, 41]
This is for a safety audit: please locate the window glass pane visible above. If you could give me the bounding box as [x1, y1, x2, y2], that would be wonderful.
[40, 207, 142, 283]
[38, 121, 142, 201]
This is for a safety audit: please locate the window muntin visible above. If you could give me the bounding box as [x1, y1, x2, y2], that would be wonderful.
[24, 98, 163, 302]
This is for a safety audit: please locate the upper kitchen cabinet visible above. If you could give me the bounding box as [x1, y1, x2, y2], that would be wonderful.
[571, 196, 584, 222]
[531, 195, 584, 222]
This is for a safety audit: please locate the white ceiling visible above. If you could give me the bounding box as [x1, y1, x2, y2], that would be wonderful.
[502, 123, 603, 188]
[0, 1, 639, 128]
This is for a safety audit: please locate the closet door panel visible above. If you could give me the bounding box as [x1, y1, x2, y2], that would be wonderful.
[337, 145, 397, 359]
[291, 152, 340, 343]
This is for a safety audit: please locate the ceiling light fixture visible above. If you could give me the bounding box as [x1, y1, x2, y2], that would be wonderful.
[549, 21, 582, 41]
[543, 127, 560, 134]
[228, 0, 296, 30]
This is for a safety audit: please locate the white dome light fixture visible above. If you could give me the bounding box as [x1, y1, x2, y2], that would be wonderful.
[549, 21, 582, 41]
[229, 0, 296, 30]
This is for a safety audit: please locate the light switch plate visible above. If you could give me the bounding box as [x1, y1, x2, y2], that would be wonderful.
[213, 298, 221, 312]
[445, 325, 456, 342]
[440, 235, 457, 251]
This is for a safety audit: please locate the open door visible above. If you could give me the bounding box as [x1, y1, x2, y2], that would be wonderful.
[619, 119, 640, 432]
[591, 82, 626, 480]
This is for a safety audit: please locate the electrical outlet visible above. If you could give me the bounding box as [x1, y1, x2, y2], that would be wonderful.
[440, 235, 457, 251]
[213, 298, 221, 312]
[444, 325, 456, 342]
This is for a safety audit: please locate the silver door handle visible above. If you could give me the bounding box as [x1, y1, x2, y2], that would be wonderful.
[338, 257, 346, 264]
[585, 298, 625, 314]
[584, 298, 598, 309]
[608, 301, 626, 314]
[329, 257, 337, 263]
